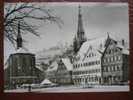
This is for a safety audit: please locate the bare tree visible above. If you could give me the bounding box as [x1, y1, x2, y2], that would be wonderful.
[4, 3, 63, 48]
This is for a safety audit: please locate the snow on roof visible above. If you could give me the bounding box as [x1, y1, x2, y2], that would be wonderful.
[117, 44, 124, 49]
[47, 61, 58, 72]
[15, 47, 30, 54]
[77, 34, 129, 61]
[35, 64, 44, 72]
[122, 49, 129, 55]
[4, 58, 9, 70]
[11, 47, 31, 54]
[36, 46, 64, 58]
[117, 41, 129, 50]
[77, 36, 108, 60]
[40, 79, 52, 85]
[114, 40, 129, 55]
[61, 58, 73, 71]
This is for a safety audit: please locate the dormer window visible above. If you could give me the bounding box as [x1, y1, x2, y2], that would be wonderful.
[108, 50, 111, 54]
[89, 45, 92, 50]
[92, 53, 94, 57]
[100, 43, 103, 49]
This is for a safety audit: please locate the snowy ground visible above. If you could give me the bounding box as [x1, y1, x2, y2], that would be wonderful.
[4, 85, 129, 93]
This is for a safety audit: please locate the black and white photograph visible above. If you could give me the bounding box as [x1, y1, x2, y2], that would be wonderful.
[4, 2, 129, 93]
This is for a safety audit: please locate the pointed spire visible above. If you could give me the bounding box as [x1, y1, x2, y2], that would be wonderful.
[73, 5, 87, 54]
[105, 32, 111, 47]
[17, 21, 23, 49]
[77, 5, 84, 35]
[107, 32, 110, 39]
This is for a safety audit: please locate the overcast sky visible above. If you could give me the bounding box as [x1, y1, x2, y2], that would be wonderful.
[4, 2, 129, 61]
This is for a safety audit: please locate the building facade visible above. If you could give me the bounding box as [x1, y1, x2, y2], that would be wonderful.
[4, 53, 39, 89]
[102, 38, 129, 85]
[56, 58, 73, 85]
[46, 61, 58, 83]
[46, 58, 73, 85]
[72, 36, 109, 86]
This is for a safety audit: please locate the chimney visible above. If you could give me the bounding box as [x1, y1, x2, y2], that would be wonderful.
[122, 39, 125, 46]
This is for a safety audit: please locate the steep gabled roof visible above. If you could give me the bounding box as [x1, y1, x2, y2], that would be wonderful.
[61, 58, 73, 71]
[77, 36, 108, 60]
[40, 78, 52, 85]
[47, 61, 58, 72]
[36, 64, 44, 72]
[76, 34, 129, 61]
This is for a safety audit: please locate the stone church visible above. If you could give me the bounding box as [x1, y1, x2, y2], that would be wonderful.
[4, 22, 43, 89]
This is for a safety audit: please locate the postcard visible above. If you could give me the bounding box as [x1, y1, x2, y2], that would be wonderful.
[4, 2, 129, 93]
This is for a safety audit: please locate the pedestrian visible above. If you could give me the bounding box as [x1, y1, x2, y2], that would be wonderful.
[28, 84, 31, 92]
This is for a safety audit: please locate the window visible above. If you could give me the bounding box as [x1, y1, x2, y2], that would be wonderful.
[108, 50, 111, 54]
[73, 65, 75, 68]
[112, 49, 114, 53]
[117, 65, 120, 71]
[92, 53, 94, 57]
[107, 67, 109, 72]
[113, 66, 115, 71]
[118, 76, 121, 80]
[86, 63, 88, 66]
[100, 43, 103, 48]
[78, 64, 80, 67]
[89, 62, 91, 66]
[75, 64, 77, 68]
[115, 49, 117, 53]
[111, 57, 113, 62]
[104, 59, 106, 63]
[92, 62, 94, 65]
[113, 65, 116, 71]
[98, 61, 100, 64]
[110, 49, 112, 54]
[76, 64, 78, 68]
[94, 61, 97, 65]
[118, 56, 121, 61]
[105, 67, 108, 72]
[113, 56, 115, 62]
[114, 56, 117, 61]
[111, 66, 113, 71]
[119, 66, 121, 70]
[116, 56, 121, 61]
[110, 57, 112, 62]
[108, 58, 110, 62]
[103, 67, 105, 72]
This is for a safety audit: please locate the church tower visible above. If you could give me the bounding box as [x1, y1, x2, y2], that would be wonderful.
[17, 22, 22, 49]
[73, 5, 87, 54]
[4, 21, 42, 89]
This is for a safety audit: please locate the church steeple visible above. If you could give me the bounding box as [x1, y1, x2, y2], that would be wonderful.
[73, 5, 86, 54]
[17, 21, 23, 49]
[77, 5, 84, 35]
